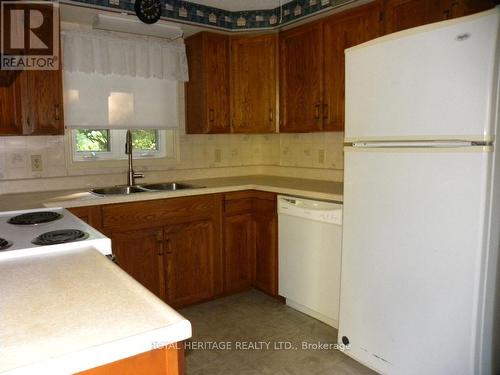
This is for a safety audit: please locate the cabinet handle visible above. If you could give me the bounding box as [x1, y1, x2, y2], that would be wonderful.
[314, 103, 321, 120]
[164, 238, 173, 255]
[208, 109, 215, 122]
[322, 103, 329, 121]
[156, 231, 163, 242]
[157, 231, 164, 256]
[54, 104, 60, 121]
[269, 108, 274, 122]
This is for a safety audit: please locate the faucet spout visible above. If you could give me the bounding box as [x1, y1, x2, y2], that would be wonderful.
[126, 130, 144, 186]
[125, 130, 133, 155]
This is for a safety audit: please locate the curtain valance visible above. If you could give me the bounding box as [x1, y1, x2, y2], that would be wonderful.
[62, 29, 189, 82]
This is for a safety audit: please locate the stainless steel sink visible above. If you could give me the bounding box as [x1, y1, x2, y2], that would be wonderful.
[90, 182, 205, 196]
[139, 182, 204, 191]
[90, 185, 147, 196]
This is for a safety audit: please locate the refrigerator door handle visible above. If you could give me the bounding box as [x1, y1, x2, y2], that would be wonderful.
[351, 141, 480, 148]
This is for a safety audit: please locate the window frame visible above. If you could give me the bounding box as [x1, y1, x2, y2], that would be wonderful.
[70, 128, 173, 162]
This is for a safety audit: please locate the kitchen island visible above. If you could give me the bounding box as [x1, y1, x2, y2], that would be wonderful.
[0, 246, 191, 374]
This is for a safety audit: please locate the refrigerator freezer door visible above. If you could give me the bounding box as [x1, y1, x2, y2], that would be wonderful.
[345, 9, 499, 142]
[339, 146, 492, 375]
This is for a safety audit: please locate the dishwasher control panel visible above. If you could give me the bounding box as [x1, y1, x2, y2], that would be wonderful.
[278, 195, 342, 225]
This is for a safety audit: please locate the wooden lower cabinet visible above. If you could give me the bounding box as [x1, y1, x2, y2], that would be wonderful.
[253, 208, 278, 296]
[99, 195, 222, 309]
[164, 220, 215, 307]
[108, 219, 216, 308]
[71, 191, 278, 308]
[224, 213, 254, 293]
[68, 206, 103, 230]
[111, 227, 166, 300]
[223, 191, 278, 296]
[77, 344, 184, 375]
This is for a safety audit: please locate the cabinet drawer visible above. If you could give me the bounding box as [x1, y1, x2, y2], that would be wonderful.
[102, 195, 217, 229]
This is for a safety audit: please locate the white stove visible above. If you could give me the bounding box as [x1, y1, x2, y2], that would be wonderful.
[0, 207, 111, 260]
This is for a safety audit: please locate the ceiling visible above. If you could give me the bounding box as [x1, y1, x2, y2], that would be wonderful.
[187, 0, 294, 11]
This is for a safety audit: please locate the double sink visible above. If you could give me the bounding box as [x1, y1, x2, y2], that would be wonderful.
[91, 182, 204, 196]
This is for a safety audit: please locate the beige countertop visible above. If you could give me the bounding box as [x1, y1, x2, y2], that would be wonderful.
[0, 247, 191, 375]
[0, 175, 343, 211]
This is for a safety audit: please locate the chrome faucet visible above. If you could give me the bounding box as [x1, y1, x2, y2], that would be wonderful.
[125, 130, 144, 186]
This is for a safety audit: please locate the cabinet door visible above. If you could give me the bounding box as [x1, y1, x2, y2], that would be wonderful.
[185, 32, 230, 134]
[451, 0, 497, 17]
[185, 33, 206, 134]
[0, 80, 21, 135]
[164, 220, 215, 307]
[279, 21, 324, 132]
[253, 199, 278, 296]
[383, 0, 453, 34]
[224, 213, 254, 293]
[111, 227, 165, 300]
[20, 68, 63, 135]
[323, 3, 382, 131]
[230, 35, 277, 133]
[204, 33, 230, 133]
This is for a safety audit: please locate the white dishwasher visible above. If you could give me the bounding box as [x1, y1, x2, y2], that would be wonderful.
[278, 195, 343, 328]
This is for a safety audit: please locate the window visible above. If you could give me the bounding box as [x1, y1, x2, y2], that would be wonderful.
[72, 128, 175, 162]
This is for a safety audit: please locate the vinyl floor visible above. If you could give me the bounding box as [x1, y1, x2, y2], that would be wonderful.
[180, 289, 376, 375]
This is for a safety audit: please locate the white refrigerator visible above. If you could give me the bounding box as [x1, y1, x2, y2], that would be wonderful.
[339, 7, 500, 375]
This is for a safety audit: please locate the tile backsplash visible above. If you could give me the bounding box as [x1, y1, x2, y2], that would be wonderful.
[0, 131, 344, 194]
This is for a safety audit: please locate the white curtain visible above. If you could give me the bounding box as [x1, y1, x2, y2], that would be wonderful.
[63, 72, 180, 129]
[62, 28, 189, 82]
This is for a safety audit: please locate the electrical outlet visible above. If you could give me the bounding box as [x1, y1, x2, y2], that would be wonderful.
[214, 149, 222, 163]
[31, 155, 43, 172]
[318, 149, 325, 164]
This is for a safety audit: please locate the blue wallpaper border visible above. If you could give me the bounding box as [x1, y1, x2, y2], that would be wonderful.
[65, 0, 354, 30]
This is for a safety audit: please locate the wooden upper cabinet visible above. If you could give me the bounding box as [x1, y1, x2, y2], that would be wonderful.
[185, 32, 230, 134]
[0, 5, 63, 136]
[0, 80, 22, 135]
[382, 0, 496, 34]
[383, 0, 447, 34]
[451, 0, 498, 17]
[0, 57, 63, 137]
[323, 2, 382, 131]
[111, 227, 166, 300]
[230, 34, 277, 133]
[19, 68, 64, 135]
[164, 220, 215, 307]
[279, 22, 324, 132]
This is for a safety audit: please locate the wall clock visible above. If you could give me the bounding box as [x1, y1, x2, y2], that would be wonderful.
[135, 0, 162, 24]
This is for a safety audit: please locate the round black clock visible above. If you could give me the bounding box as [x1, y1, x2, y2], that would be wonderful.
[135, 0, 162, 24]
